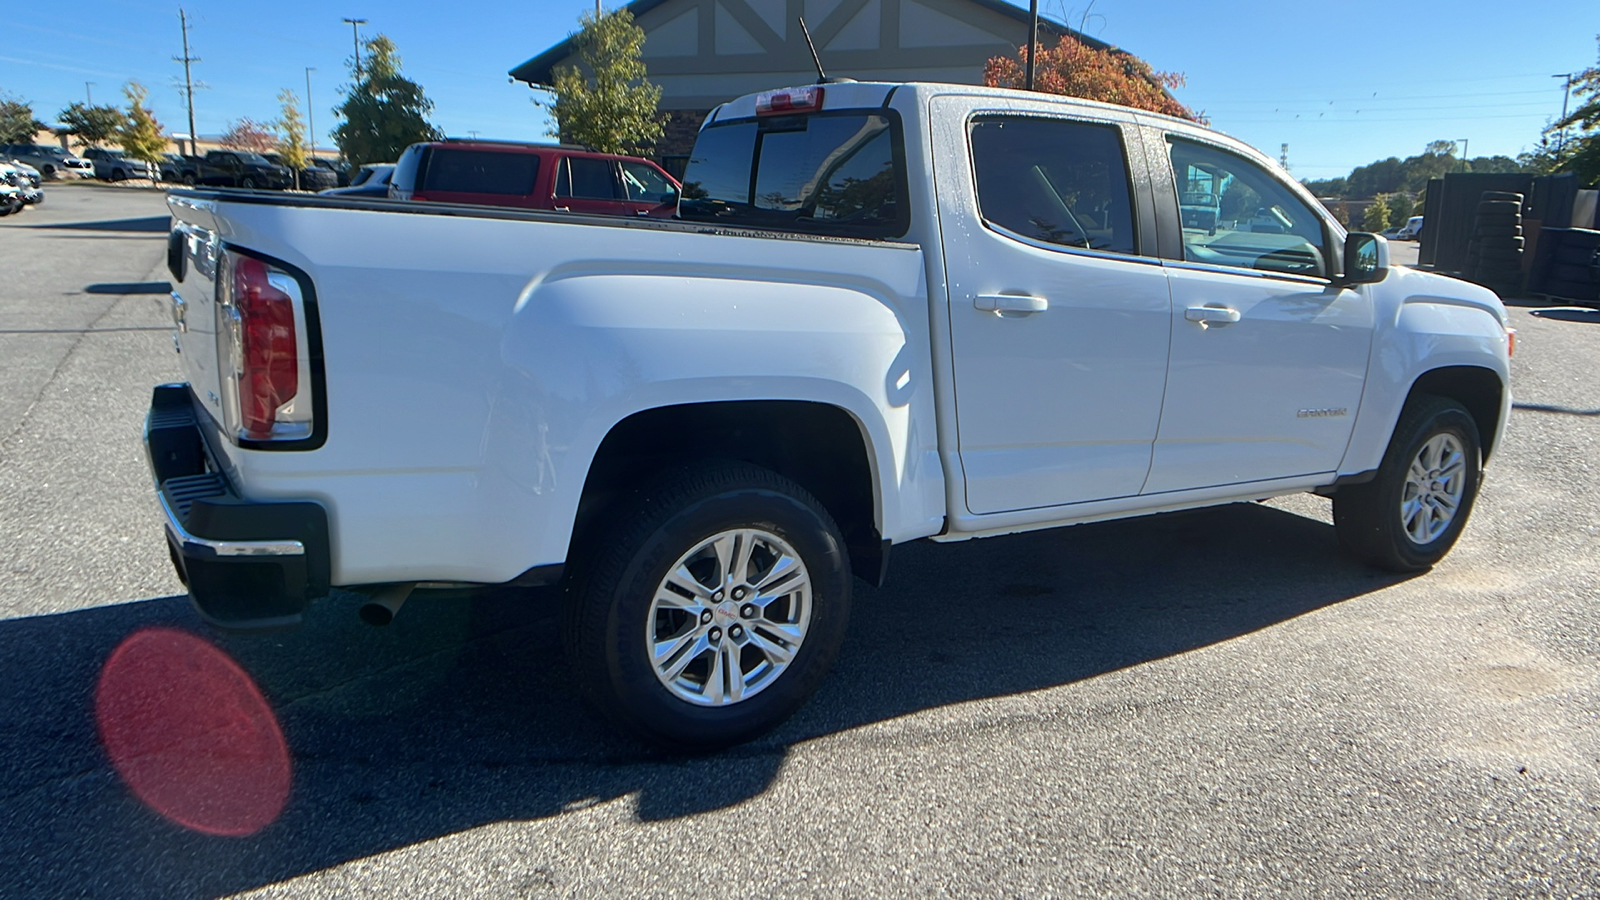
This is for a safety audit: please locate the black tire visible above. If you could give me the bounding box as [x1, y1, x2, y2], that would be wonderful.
[563, 462, 852, 751]
[1335, 396, 1482, 572]
[110, 168, 126, 182]
[181, 172, 197, 186]
[1472, 209, 1523, 224]
[241, 176, 258, 189]
[1479, 191, 1524, 203]
[1477, 200, 1522, 216]
[1474, 224, 1522, 239]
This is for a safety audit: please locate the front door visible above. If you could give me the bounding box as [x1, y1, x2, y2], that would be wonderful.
[1144, 136, 1374, 495]
[935, 102, 1173, 515]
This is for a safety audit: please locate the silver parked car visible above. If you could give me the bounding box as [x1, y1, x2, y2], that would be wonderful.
[0, 143, 94, 179]
[81, 147, 156, 181]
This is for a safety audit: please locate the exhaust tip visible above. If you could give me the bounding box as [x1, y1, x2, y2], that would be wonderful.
[357, 584, 414, 627]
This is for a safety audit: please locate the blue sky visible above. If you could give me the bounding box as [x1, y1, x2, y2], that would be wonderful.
[4, 1, 1595, 179]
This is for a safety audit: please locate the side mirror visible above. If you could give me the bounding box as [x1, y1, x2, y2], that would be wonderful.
[1343, 232, 1390, 284]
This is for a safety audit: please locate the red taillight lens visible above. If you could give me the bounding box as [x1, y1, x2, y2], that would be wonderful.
[231, 256, 298, 439]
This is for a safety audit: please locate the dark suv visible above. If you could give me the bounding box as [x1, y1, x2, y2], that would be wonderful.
[188, 150, 293, 189]
[387, 140, 679, 215]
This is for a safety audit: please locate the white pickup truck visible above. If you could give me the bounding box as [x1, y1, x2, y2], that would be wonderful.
[151, 82, 1512, 749]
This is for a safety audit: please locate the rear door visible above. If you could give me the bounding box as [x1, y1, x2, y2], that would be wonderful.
[934, 97, 1173, 514]
[552, 155, 632, 215]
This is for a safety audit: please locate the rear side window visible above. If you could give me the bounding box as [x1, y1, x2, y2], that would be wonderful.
[421, 148, 540, 195]
[678, 112, 909, 238]
[556, 157, 619, 199]
[969, 117, 1138, 255]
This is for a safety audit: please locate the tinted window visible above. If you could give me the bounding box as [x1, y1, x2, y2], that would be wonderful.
[1167, 139, 1328, 278]
[556, 157, 618, 199]
[620, 161, 675, 203]
[422, 148, 540, 196]
[970, 117, 1137, 255]
[679, 113, 907, 238]
[391, 145, 424, 192]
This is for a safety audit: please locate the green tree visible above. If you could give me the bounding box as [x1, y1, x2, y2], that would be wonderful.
[116, 82, 166, 183]
[0, 96, 45, 144]
[546, 9, 665, 155]
[1543, 35, 1600, 184]
[276, 90, 309, 189]
[1363, 194, 1392, 232]
[56, 103, 127, 148]
[332, 34, 442, 166]
[1386, 192, 1413, 223]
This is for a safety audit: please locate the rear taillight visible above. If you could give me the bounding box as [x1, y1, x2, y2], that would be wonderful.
[217, 250, 312, 443]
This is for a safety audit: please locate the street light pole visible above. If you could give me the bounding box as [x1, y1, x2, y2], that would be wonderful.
[343, 17, 368, 78]
[84, 82, 94, 105]
[1025, 0, 1038, 91]
[305, 67, 316, 157]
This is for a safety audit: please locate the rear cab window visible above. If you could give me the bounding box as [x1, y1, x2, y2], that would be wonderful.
[678, 110, 910, 239]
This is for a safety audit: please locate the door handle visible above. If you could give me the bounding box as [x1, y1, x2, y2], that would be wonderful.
[975, 294, 1049, 314]
[1185, 305, 1241, 326]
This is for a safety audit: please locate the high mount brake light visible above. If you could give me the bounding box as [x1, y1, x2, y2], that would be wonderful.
[756, 87, 824, 116]
[217, 250, 311, 443]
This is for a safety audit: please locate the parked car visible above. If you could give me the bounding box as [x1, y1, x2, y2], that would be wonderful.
[310, 157, 349, 187]
[160, 153, 198, 183]
[0, 162, 23, 214]
[1396, 215, 1424, 241]
[1179, 190, 1220, 234]
[261, 154, 339, 191]
[319, 162, 394, 197]
[81, 147, 156, 181]
[157, 81, 1512, 751]
[9, 157, 41, 188]
[0, 143, 94, 179]
[186, 150, 293, 189]
[388, 139, 679, 215]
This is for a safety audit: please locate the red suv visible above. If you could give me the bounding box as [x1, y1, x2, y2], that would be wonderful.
[388, 140, 680, 216]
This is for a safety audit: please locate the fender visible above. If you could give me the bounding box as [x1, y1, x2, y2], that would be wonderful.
[1338, 268, 1510, 476]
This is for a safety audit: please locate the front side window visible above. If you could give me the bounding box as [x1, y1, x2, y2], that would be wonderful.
[620, 161, 675, 203]
[678, 112, 908, 238]
[1167, 139, 1328, 279]
[969, 116, 1138, 255]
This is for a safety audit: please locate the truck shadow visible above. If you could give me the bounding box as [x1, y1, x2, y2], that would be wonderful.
[0, 501, 1411, 896]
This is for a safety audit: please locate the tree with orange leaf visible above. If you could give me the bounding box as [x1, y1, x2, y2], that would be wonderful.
[985, 36, 1204, 123]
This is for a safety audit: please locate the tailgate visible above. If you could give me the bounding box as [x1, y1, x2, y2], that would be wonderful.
[166, 197, 226, 426]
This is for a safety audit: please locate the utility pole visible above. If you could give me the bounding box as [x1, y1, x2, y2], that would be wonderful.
[1456, 138, 1469, 172]
[174, 9, 200, 156]
[343, 18, 368, 78]
[305, 67, 316, 157]
[1280, 143, 1289, 171]
[1553, 72, 1574, 154]
[1025, 0, 1039, 91]
[84, 82, 94, 105]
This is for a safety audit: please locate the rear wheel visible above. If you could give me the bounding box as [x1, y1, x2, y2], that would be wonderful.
[1334, 396, 1482, 571]
[563, 462, 852, 751]
[241, 176, 259, 189]
[181, 172, 197, 186]
[111, 168, 126, 182]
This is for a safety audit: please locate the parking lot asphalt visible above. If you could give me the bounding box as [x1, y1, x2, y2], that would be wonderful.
[1, 186, 1596, 898]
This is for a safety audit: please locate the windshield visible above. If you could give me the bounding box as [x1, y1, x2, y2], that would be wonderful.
[678, 112, 908, 238]
[235, 153, 271, 166]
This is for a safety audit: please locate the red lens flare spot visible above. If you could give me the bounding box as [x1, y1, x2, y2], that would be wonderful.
[94, 628, 290, 837]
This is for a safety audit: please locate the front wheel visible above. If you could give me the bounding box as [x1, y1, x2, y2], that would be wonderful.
[564, 463, 852, 751]
[241, 176, 258, 189]
[1334, 395, 1482, 571]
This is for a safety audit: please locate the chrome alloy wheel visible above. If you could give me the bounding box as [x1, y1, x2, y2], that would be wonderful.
[646, 528, 811, 707]
[1400, 433, 1467, 544]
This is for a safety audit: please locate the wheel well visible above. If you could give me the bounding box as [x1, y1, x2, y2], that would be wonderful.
[572, 401, 884, 585]
[1408, 366, 1504, 461]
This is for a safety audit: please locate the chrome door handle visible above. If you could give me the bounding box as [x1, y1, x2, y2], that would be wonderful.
[1185, 305, 1241, 326]
[975, 294, 1049, 314]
